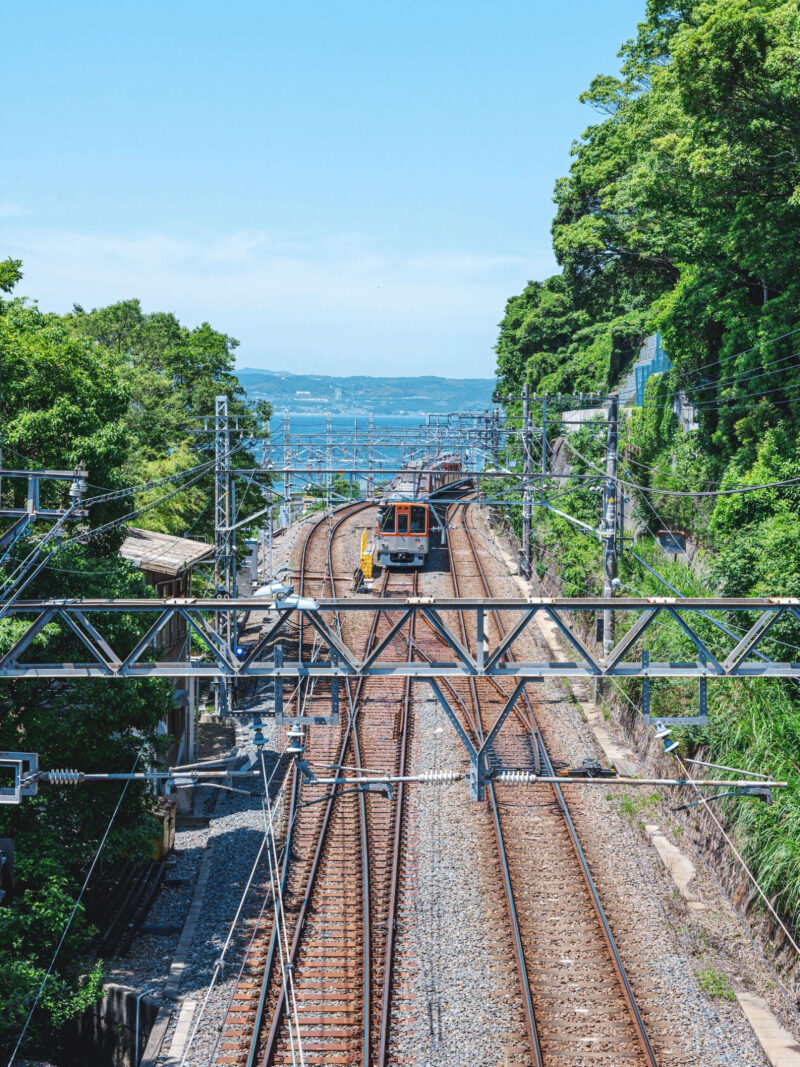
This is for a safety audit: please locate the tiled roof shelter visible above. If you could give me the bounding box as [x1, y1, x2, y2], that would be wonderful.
[120, 527, 213, 577]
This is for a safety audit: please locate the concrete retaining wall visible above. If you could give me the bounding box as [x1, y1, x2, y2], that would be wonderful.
[64, 983, 163, 1066]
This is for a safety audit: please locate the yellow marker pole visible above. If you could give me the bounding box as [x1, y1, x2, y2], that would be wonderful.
[360, 528, 374, 579]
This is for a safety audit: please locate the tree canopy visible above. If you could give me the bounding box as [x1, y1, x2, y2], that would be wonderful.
[0, 270, 268, 1053]
[497, 0, 800, 433]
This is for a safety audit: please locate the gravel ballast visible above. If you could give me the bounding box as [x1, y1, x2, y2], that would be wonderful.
[106, 504, 800, 1066]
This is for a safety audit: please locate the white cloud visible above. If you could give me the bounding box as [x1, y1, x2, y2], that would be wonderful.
[3, 226, 557, 375]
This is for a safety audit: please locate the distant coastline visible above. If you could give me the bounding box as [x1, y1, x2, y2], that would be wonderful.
[237, 366, 496, 415]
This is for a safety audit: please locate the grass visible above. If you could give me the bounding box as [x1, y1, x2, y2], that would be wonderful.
[616, 541, 800, 931]
[697, 966, 736, 1001]
[614, 791, 661, 821]
[531, 497, 800, 936]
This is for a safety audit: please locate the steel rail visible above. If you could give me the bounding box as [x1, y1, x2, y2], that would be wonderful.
[376, 574, 416, 1067]
[459, 504, 658, 1067]
[259, 576, 383, 1065]
[242, 502, 365, 1067]
[243, 763, 299, 1067]
[444, 506, 542, 1066]
[260, 513, 408, 1066]
[331, 508, 372, 1067]
[244, 503, 354, 1067]
[293, 500, 370, 717]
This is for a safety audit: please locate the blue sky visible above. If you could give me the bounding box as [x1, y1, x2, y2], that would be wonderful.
[3, 0, 644, 377]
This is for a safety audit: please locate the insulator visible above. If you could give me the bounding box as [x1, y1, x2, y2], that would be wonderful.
[46, 769, 84, 786]
[286, 724, 305, 755]
[418, 771, 462, 785]
[496, 770, 539, 784]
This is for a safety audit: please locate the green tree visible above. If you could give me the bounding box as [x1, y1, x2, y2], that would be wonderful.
[0, 258, 22, 295]
[0, 273, 208, 1053]
[66, 299, 271, 541]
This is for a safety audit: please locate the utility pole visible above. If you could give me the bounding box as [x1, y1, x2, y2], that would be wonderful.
[326, 413, 333, 512]
[602, 395, 619, 661]
[214, 394, 233, 715]
[282, 410, 291, 527]
[521, 382, 532, 578]
[351, 419, 357, 500]
[260, 418, 273, 580]
[367, 414, 374, 500]
[541, 393, 548, 499]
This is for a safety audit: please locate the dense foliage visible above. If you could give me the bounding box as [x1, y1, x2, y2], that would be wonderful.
[496, 0, 800, 933]
[0, 272, 266, 1052]
[498, 0, 800, 412]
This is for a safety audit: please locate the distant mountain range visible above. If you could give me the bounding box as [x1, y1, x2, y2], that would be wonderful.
[237, 367, 496, 415]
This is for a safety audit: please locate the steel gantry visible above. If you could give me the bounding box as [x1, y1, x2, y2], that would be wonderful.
[3, 593, 796, 800]
[0, 467, 88, 556]
[2, 595, 800, 681]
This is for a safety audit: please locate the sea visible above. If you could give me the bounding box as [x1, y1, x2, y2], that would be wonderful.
[262, 412, 458, 481]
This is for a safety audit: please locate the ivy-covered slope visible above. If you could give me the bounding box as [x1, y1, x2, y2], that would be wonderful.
[495, 0, 800, 934]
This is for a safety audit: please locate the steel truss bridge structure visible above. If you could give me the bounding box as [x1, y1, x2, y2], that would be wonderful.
[4, 593, 795, 799]
[3, 594, 798, 682]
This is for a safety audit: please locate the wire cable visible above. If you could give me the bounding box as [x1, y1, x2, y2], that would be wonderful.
[179, 763, 290, 1067]
[6, 735, 150, 1067]
[597, 680, 800, 1014]
[640, 348, 800, 408]
[0, 445, 248, 606]
[0, 465, 216, 612]
[604, 675, 800, 955]
[260, 749, 305, 1067]
[84, 457, 218, 507]
[564, 436, 800, 497]
[669, 325, 800, 385]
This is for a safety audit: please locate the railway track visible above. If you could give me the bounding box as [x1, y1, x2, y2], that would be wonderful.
[216, 501, 417, 1067]
[215, 497, 659, 1067]
[261, 555, 417, 1064]
[213, 503, 365, 1066]
[441, 502, 658, 1065]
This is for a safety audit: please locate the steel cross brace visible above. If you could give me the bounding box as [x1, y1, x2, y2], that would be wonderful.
[427, 678, 528, 800]
[3, 597, 800, 680]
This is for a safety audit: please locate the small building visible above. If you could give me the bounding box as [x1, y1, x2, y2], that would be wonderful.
[120, 527, 214, 764]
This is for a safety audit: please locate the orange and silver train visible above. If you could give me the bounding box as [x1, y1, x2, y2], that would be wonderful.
[374, 455, 464, 567]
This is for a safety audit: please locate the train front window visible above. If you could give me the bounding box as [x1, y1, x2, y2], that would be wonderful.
[380, 508, 395, 533]
[410, 506, 427, 533]
[396, 509, 409, 535]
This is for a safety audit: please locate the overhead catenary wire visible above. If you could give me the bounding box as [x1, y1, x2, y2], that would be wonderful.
[617, 488, 800, 662]
[686, 376, 800, 410]
[602, 676, 800, 960]
[638, 347, 800, 409]
[667, 324, 800, 386]
[507, 409, 800, 1000]
[179, 752, 291, 1067]
[84, 456, 218, 507]
[527, 451, 800, 665]
[563, 436, 800, 497]
[623, 454, 718, 491]
[0, 468, 212, 613]
[0, 446, 250, 609]
[595, 682, 800, 1017]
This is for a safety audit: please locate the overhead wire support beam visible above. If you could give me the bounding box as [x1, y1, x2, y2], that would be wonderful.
[3, 748, 785, 805]
[3, 596, 800, 680]
[0, 466, 89, 563]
